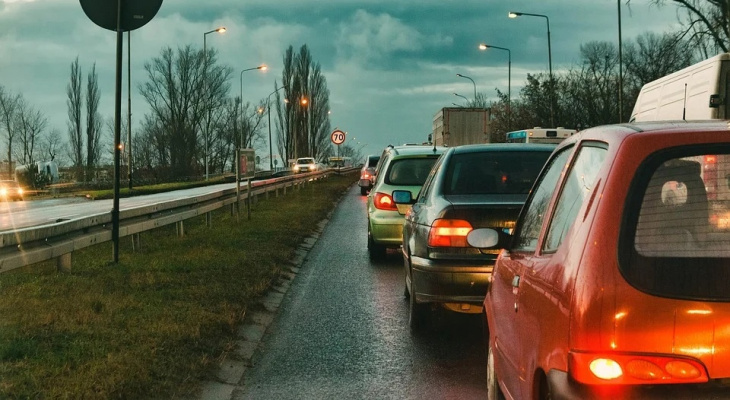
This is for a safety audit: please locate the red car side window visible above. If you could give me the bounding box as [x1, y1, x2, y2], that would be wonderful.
[512, 147, 573, 252]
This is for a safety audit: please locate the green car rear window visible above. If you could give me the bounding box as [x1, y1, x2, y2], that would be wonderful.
[386, 158, 438, 186]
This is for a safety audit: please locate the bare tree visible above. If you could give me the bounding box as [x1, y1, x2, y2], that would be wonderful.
[275, 45, 331, 163]
[139, 45, 232, 178]
[642, 0, 729, 54]
[39, 128, 63, 163]
[14, 99, 47, 165]
[86, 63, 102, 182]
[0, 85, 21, 177]
[67, 57, 84, 181]
[623, 31, 694, 109]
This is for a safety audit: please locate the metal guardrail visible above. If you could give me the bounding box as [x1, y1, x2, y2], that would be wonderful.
[0, 167, 358, 273]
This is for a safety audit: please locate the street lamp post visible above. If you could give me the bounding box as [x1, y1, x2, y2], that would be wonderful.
[479, 44, 511, 131]
[127, 31, 132, 190]
[265, 85, 288, 171]
[454, 92, 469, 107]
[456, 73, 477, 102]
[618, 0, 623, 122]
[203, 26, 226, 181]
[509, 11, 554, 127]
[238, 64, 267, 148]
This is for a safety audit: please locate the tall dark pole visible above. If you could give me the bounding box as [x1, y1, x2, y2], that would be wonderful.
[127, 30, 132, 190]
[266, 85, 286, 171]
[112, 0, 123, 263]
[479, 44, 511, 131]
[509, 11, 554, 127]
[202, 27, 225, 180]
[268, 99, 273, 170]
[546, 16, 554, 127]
[456, 73, 477, 102]
[618, 0, 623, 122]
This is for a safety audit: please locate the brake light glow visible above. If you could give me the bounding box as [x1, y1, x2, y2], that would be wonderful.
[590, 359, 623, 380]
[373, 192, 397, 211]
[570, 352, 707, 385]
[428, 219, 472, 247]
[361, 172, 371, 180]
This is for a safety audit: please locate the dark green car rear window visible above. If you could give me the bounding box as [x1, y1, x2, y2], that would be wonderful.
[443, 151, 551, 195]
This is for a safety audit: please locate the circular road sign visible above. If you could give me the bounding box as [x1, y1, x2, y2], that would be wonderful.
[80, 0, 163, 32]
[331, 129, 346, 145]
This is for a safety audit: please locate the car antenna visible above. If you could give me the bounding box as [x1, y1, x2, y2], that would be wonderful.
[682, 83, 687, 121]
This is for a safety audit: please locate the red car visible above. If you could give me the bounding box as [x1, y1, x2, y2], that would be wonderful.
[471, 121, 730, 399]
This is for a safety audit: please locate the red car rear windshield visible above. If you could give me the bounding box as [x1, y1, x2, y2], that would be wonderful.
[621, 148, 730, 301]
[443, 151, 552, 195]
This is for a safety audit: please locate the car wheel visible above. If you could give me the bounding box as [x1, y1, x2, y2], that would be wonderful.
[408, 287, 427, 330]
[360, 187, 368, 196]
[403, 266, 410, 299]
[367, 228, 386, 260]
[487, 341, 505, 400]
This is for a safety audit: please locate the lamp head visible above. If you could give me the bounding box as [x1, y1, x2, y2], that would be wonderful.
[216, 27, 226, 33]
[508, 12, 521, 18]
[258, 64, 268, 71]
[479, 44, 488, 51]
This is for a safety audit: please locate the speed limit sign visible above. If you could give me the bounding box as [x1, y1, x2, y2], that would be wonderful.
[331, 129, 346, 145]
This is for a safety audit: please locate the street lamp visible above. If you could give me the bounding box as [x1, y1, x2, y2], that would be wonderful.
[618, 0, 623, 122]
[479, 43, 511, 131]
[239, 64, 267, 148]
[454, 92, 469, 106]
[509, 11, 554, 127]
[456, 73, 477, 101]
[203, 26, 226, 180]
[265, 85, 288, 171]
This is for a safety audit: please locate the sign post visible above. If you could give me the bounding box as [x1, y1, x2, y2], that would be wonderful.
[79, 0, 163, 264]
[331, 129, 346, 169]
[238, 149, 256, 220]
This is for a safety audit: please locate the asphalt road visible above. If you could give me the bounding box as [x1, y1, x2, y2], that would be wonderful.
[236, 185, 488, 399]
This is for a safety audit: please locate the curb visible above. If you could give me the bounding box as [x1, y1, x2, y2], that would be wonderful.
[194, 215, 333, 400]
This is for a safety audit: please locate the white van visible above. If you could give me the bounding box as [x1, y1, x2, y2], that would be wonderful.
[630, 53, 730, 122]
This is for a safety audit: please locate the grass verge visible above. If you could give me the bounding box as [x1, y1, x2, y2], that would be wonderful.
[0, 173, 356, 399]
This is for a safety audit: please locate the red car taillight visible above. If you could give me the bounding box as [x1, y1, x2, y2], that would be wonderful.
[360, 172, 371, 180]
[569, 351, 708, 385]
[373, 192, 397, 211]
[428, 219, 473, 247]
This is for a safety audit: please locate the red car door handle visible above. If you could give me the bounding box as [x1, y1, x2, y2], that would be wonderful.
[512, 275, 520, 312]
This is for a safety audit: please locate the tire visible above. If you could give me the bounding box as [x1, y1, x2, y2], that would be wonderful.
[403, 264, 411, 299]
[367, 228, 386, 260]
[487, 341, 505, 400]
[408, 286, 427, 330]
[360, 187, 368, 196]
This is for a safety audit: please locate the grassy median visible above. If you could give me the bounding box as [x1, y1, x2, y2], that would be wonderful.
[0, 173, 357, 399]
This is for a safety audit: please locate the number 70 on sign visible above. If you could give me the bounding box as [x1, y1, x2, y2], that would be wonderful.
[331, 129, 346, 145]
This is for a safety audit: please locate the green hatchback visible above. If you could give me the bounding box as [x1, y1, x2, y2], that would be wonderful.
[366, 145, 446, 259]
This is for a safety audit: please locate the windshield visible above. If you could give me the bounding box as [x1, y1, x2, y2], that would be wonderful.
[386, 158, 438, 186]
[444, 151, 552, 195]
[297, 159, 315, 164]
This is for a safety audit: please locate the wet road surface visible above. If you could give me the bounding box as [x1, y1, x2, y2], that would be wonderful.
[236, 185, 487, 399]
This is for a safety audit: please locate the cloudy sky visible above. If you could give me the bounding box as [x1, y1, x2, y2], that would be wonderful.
[0, 0, 683, 163]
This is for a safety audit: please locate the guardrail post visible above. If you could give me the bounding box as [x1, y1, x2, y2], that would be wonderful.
[176, 221, 185, 237]
[132, 233, 141, 252]
[206, 212, 212, 227]
[57, 253, 71, 273]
